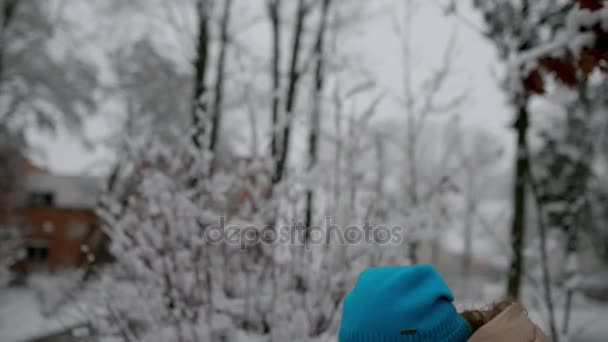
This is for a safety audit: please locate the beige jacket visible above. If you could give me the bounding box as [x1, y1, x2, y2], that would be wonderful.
[469, 304, 548, 342]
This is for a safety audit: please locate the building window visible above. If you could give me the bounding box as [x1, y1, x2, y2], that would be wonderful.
[67, 221, 90, 240]
[27, 241, 49, 262]
[42, 221, 54, 234]
[27, 192, 55, 207]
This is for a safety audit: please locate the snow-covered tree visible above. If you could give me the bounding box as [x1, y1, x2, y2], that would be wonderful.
[0, 0, 98, 138]
[0, 125, 24, 286]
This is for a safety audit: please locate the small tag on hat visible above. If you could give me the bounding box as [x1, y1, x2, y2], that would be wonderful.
[400, 328, 417, 335]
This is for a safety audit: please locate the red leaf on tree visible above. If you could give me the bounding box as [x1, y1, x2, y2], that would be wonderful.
[523, 69, 545, 94]
[577, 0, 604, 11]
[579, 50, 598, 75]
[540, 56, 578, 86]
[517, 3, 608, 91]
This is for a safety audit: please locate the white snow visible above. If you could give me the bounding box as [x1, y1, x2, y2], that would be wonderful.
[514, 7, 608, 73]
[0, 276, 87, 342]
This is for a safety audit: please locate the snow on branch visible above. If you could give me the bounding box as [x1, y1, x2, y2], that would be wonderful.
[512, 2, 608, 94]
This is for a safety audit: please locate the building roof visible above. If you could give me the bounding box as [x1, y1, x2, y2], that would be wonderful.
[24, 173, 102, 209]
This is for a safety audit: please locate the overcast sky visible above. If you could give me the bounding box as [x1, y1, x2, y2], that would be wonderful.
[35, 0, 513, 175]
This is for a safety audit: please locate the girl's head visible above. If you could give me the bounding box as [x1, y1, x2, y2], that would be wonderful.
[338, 266, 545, 342]
[338, 265, 472, 341]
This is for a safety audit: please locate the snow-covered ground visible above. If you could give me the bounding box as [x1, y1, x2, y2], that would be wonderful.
[532, 307, 608, 342]
[0, 286, 84, 342]
[1, 275, 606, 342]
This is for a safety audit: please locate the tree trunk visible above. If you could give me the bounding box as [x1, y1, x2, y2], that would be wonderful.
[562, 81, 593, 336]
[506, 97, 529, 299]
[209, 0, 233, 165]
[272, 0, 307, 185]
[463, 197, 474, 276]
[304, 0, 330, 239]
[191, 0, 210, 150]
[0, 0, 19, 86]
[528, 153, 559, 342]
[373, 135, 386, 220]
[268, 0, 281, 177]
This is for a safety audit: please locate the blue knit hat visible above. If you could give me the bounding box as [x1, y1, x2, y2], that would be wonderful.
[338, 265, 472, 342]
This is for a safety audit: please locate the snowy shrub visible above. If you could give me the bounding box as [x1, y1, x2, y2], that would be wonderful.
[82, 120, 432, 341]
[0, 226, 24, 287]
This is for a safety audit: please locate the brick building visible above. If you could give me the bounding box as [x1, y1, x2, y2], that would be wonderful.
[17, 167, 103, 271]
